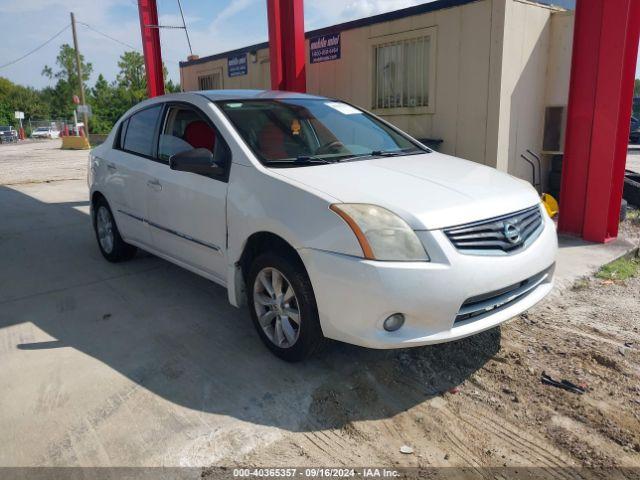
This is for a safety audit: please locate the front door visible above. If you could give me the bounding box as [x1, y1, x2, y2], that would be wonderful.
[146, 103, 230, 283]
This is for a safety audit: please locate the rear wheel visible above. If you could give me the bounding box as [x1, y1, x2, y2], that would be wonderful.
[247, 252, 324, 361]
[93, 197, 137, 262]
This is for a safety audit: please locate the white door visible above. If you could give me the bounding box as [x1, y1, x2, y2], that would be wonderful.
[146, 103, 229, 283]
[102, 105, 163, 248]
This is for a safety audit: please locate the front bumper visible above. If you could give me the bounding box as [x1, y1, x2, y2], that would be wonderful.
[299, 209, 557, 349]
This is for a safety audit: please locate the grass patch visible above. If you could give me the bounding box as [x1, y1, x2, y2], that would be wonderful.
[627, 207, 640, 224]
[596, 255, 640, 281]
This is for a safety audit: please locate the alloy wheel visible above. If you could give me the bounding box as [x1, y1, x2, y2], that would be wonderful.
[253, 267, 301, 348]
[96, 206, 115, 254]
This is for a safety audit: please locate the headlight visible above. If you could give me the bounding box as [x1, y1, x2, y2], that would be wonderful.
[330, 204, 429, 261]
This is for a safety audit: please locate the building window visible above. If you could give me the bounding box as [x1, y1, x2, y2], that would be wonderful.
[373, 35, 431, 110]
[198, 72, 221, 90]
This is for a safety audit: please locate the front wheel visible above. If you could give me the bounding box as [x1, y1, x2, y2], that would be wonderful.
[247, 253, 325, 362]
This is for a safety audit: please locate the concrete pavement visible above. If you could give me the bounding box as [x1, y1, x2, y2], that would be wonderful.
[0, 162, 433, 467]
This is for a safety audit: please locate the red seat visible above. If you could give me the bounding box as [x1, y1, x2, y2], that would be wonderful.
[258, 124, 287, 160]
[184, 120, 216, 151]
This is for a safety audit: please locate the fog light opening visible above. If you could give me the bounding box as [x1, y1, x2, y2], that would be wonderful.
[383, 313, 405, 332]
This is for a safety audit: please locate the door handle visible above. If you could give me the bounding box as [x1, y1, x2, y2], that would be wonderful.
[106, 162, 117, 171]
[147, 179, 162, 191]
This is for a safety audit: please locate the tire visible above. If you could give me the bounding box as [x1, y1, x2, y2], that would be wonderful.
[92, 197, 137, 262]
[620, 199, 628, 222]
[247, 252, 324, 362]
[623, 173, 640, 208]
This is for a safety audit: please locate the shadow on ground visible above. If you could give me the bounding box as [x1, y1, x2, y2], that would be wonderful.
[0, 184, 500, 434]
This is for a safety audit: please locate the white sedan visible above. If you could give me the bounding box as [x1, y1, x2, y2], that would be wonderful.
[88, 90, 557, 361]
[31, 127, 60, 139]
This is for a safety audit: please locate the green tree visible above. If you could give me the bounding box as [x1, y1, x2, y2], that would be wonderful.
[86, 51, 181, 133]
[42, 44, 93, 86]
[634, 78, 640, 97]
[0, 77, 50, 127]
[31, 46, 182, 133]
[165, 78, 181, 93]
[116, 50, 181, 96]
[89, 74, 118, 133]
[117, 51, 146, 91]
[41, 44, 94, 120]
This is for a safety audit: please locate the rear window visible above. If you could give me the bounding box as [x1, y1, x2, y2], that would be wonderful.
[122, 106, 162, 157]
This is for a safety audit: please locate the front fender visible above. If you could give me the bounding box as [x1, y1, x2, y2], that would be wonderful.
[225, 163, 364, 306]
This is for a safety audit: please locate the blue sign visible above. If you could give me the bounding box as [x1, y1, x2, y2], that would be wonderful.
[228, 54, 247, 77]
[310, 33, 341, 64]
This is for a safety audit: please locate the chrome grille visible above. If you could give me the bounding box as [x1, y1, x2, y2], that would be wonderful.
[444, 205, 542, 253]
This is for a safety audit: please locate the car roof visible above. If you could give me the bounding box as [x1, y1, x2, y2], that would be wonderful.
[122, 89, 334, 120]
[194, 89, 329, 102]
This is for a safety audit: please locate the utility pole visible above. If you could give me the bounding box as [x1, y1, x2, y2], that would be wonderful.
[70, 12, 89, 135]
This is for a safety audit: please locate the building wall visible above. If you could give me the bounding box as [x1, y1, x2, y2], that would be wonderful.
[495, 0, 553, 178]
[180, 0, 574, 181]
[545, 11, 573, 107]
[489, 1, 573, 183]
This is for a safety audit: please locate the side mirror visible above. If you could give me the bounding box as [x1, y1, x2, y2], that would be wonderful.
[169, 148, 224, 176]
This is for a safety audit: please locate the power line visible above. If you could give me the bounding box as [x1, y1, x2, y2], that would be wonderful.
[77, 19, 180, 65]
[76, 21, 140, 51]
[0, 24, 70, 70]
[176, 0, 193, 55]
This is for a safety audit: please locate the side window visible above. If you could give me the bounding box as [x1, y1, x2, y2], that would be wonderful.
[115, 118, 129, 149]
[158, 106, 229, 172]
[122, 105, 162, 157]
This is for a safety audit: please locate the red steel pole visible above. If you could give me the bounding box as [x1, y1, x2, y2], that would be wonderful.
[138, 0, 165, 98]
[558, 0, 640, 242]
[267, 0, 306, 92]
[267, 0, 284, 91]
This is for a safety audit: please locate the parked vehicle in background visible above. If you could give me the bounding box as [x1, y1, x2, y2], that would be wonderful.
[630, 116, 640, 144]
[88, 90, 557, 361]
[0, 125, 18, 143]
[31, 127, 60, 139]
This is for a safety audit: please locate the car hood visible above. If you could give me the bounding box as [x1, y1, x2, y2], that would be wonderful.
[272, 152, 541, 230]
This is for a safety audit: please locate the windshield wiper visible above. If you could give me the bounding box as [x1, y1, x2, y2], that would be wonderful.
[293, 155, 333, 164]
[264, 155, 335, 167]
[340, 149, 424, 161]
[369, 149, 422, 157]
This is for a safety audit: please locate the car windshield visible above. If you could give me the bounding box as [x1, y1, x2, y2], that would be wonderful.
[35, 128, 48, 132]
[0, 126, 10, 132]
[217, 98, 425, 165]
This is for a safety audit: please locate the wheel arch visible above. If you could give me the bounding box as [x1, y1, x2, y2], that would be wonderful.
[90, 190, 108, 222]
[228, 231, 307, 308]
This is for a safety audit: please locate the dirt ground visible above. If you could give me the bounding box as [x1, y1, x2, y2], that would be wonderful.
[0, 139, 86, 185]
[232, 228, 640, 470]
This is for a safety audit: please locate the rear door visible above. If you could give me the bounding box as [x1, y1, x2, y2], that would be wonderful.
[102, 104, 163, 248]
[145, 101, 230, 283]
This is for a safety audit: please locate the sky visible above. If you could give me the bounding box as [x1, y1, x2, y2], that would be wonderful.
[0, 0, 638, 90]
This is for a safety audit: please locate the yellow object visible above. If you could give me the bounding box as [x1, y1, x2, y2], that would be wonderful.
[61, 136, 91, 150]
[291, 119, 301, 135]
[541, 193, 559, 218]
